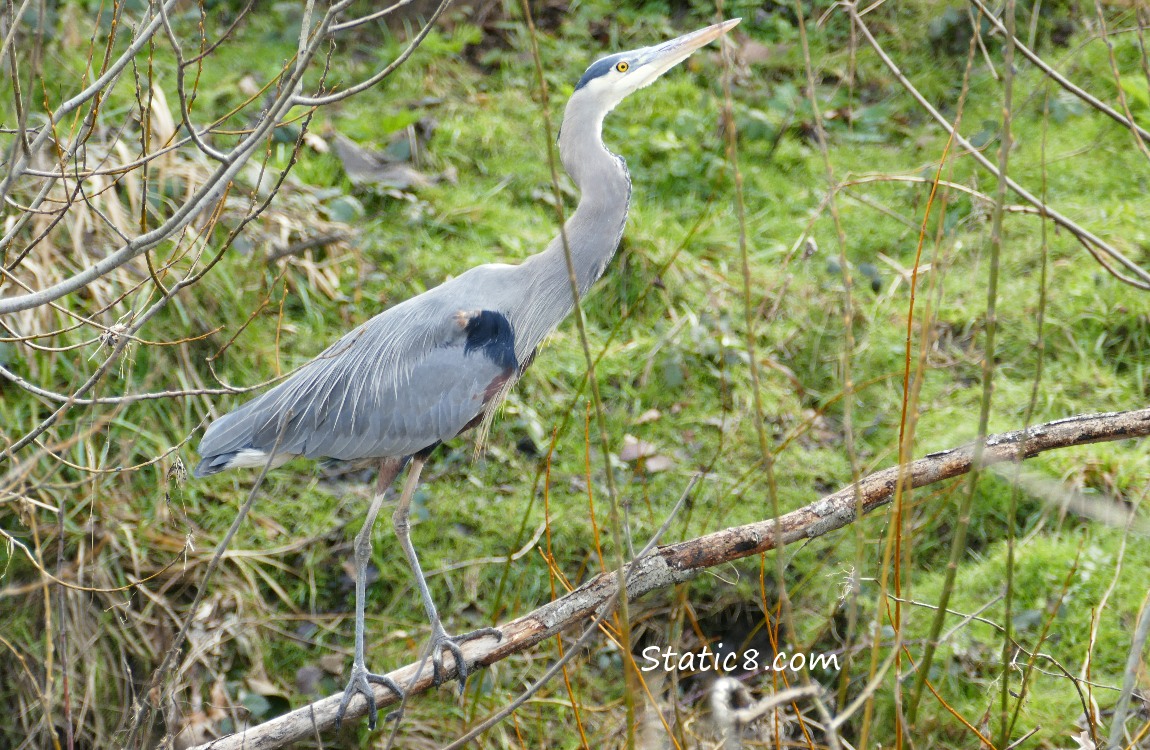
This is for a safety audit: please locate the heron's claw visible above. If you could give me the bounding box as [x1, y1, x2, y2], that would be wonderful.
[428, 623, 503, 692]
[335, 664, 405, 731]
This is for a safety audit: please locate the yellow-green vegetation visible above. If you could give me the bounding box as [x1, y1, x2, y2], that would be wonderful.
[1, 1, 1148, 747]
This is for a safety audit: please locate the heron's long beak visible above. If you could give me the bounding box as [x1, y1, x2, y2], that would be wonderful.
[630, 18, 741, 89]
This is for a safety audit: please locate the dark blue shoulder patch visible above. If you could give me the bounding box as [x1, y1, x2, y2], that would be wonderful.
[576, 53, 625, 91]
[463, 310, 518, 371]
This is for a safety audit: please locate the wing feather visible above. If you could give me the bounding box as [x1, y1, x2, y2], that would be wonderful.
[196, 299, 512, 471]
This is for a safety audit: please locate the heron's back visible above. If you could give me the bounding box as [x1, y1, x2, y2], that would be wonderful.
[194, 283, 525, 478]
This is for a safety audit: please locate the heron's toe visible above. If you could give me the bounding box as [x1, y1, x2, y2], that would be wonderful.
[430, 638, 464, 688]
[428, 625, 503, 691]
[335, 665, 405, 731]
[462, 626, 504, 643]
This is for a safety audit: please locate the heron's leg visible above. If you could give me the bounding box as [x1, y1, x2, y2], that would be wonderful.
[336, 457, 406, 731]
[392, 456, 502, 690]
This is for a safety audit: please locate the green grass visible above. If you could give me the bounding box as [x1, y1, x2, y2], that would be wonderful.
[1, 1, 1149, 747]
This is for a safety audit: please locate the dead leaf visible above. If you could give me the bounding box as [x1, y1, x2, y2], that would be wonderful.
[296, 665, 324, 695]
[238, 74, 260, 97]
[735, 35, 791, 67]
[245, 676, 280, 696]
[620, 434, 657, 461]
[319, 654, 344, 675]
[303, 131, 329, 153]
[643, 455, 675, 473]
[619, 434, 675, 473]
[738, 37, 774, 66]
[635, 408, 661, 424]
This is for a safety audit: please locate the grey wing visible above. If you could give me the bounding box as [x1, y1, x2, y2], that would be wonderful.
[195, 307, 513, 476]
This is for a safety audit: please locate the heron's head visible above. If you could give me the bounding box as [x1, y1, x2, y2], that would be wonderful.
[572, 19, 740, 116]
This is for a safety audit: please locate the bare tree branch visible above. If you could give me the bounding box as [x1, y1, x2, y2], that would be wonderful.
[848, 2, 1150, 290]
[292, 0, 455, 106]
[0, 0, 453, 316]
[187, 408, 1150, 750]
[0, 0, 360, 314]
[0, 363, 260, 405]
[0, 0, 179, 222]
[968, 0, 1150, 144]
[331, 0, 418, 34]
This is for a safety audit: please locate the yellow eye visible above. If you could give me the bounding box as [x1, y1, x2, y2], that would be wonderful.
[615, 61, 629, 73]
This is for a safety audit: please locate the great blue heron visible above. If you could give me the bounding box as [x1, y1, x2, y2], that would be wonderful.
[195, 18, 739, 729]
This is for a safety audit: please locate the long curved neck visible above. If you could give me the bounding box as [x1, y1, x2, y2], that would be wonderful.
[513, 93, 631, 354]
[552, 99, 632, 295]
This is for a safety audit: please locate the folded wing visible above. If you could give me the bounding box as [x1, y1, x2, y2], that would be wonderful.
[195, 305, 517, 476]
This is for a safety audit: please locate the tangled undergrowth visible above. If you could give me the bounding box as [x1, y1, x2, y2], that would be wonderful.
[2, 1, 1149, 748]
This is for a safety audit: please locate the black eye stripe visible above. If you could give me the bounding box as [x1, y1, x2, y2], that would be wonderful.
[575, 53, 628, 90]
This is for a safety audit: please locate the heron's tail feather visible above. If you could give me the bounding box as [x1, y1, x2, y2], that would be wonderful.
[193, 447, 291, 478]
[195, 397, 273, 477]
[194, 453, 239, 478]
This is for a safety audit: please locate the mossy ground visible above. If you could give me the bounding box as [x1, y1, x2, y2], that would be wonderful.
[1, 1, 1148, 747]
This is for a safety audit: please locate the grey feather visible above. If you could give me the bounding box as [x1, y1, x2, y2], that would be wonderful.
[197, 297, 510, 470]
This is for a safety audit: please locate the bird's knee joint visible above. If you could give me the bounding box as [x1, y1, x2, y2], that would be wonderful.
[354, 534, 373, 561]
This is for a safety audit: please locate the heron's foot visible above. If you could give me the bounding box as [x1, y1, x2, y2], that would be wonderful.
[335, 664, 405, 731]
[427, 621, 503, 692]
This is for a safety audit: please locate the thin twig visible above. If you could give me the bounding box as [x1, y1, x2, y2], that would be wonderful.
[967, 0, 1150, 143]
[847, 2, 1150, 290]
[0, 0, 357, 314]
[124, 418, 291, 746]
[437, 475, 699, 750]
[266, 231, 350, 262]
[292, 0, 453, 107]
[330, 0, 416, 33]
[1106, 586, 1150, 750]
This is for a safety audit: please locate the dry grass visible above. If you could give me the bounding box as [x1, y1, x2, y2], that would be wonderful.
[2, 2, 1150, 749]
